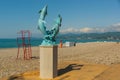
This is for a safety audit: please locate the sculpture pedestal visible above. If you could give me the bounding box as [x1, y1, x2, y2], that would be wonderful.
[39, 46, 58, 79]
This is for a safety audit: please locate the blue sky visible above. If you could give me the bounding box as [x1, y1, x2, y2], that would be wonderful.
[0, 0, 120, 38]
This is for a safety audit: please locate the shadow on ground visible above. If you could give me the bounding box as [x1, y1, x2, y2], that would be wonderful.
[7, 75, 24, 80]
[58, 64, 83, 76]
[31, 56, 39, 59]
[7, 64, 83, 80]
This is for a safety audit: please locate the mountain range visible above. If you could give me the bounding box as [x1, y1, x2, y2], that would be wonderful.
[56, 32, 120, 40]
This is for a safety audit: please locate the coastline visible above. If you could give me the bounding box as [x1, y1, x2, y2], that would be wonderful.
[0, 38, 120, 49]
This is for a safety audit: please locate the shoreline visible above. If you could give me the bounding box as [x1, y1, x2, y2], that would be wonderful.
[0, 41, 119, 49]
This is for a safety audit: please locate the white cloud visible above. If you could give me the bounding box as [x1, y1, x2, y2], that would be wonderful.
[60, 28, 80, 33]
[60, 22, 120, 33]
[108, 23, 120, 32]
[60, 27, 106, 33]
[79, 27, 93, 33]
[112, 23, 120, 27]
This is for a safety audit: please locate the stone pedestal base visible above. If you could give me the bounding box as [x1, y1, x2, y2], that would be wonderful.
[39, 46, 58, 79]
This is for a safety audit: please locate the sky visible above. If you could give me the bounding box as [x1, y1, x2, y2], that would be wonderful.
[0, 0, 120, 38]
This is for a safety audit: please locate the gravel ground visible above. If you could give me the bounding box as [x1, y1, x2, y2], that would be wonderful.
[0, 47, 40, 78]
[58, 42, 120, 65]
[0, 42, 120, 78]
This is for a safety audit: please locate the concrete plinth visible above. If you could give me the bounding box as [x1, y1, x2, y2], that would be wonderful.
[39, 46, 58, 79]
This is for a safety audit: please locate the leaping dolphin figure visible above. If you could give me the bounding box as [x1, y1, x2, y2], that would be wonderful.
[38, 5, 48, 35]
[51, 14, 62, 39]
[38, 5, 62, 46]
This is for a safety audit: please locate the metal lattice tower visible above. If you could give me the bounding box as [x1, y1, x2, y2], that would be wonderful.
[17, 30, 32, 60]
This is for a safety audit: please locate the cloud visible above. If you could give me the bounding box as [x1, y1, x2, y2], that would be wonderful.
[60, 27, 103, 33]
[112, 23, 120, 26]
[79, 27, 93, 33]
[60, 27, 107, 33]
[60, 22, 120, 33]
[60, 28, 80, 33]
[105, 23, 120, 32]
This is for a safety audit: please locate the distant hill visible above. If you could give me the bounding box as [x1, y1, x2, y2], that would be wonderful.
[57, 32, 120, 40]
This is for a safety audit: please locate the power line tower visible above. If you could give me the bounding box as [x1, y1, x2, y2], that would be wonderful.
[17, 30, 32, 60]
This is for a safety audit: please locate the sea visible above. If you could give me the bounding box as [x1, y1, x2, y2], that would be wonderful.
[0, 38, 120, 48]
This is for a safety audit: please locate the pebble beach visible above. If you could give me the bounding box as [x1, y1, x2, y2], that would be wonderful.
[0, 42, 120, 79]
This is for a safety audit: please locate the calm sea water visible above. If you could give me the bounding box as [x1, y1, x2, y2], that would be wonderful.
[0, 38, 42, 48]
[0, 38, 120, 48]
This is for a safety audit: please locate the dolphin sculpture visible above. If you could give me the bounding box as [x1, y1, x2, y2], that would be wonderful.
[38, 5, 62, 46]
[38, 5, 47, 35]
[51, 14, 62, 39]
